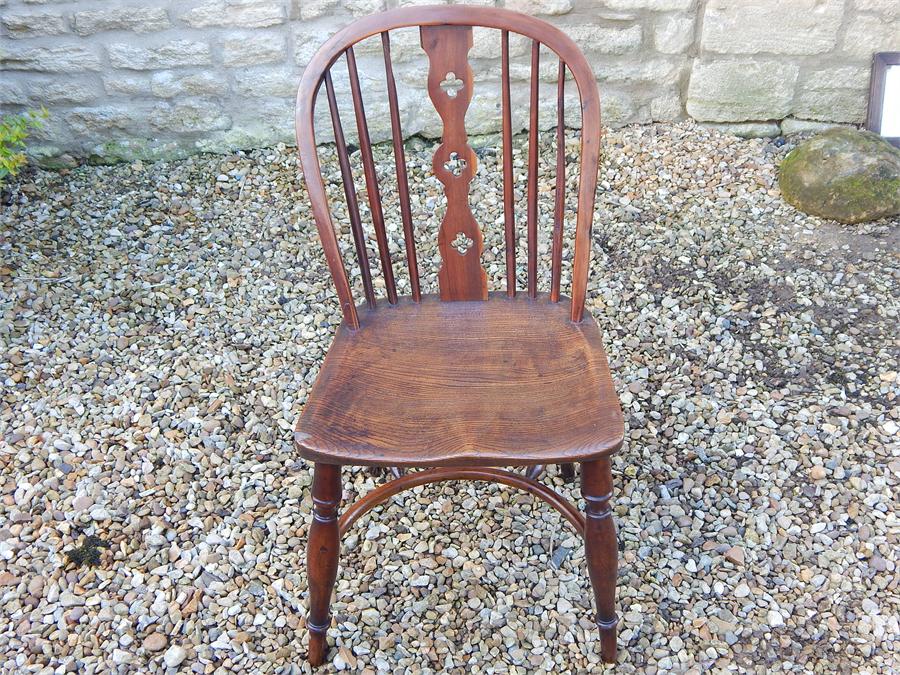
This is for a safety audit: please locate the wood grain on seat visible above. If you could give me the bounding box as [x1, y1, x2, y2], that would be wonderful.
[296, 294, 624, 467]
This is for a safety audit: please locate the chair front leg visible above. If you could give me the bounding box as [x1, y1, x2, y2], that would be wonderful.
[307, 462, 341, 666]
[581, 458, 618, 664]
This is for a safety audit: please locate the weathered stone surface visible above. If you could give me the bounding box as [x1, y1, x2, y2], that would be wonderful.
[779, 128, 900, 223]
[107, 41, 212, 70]
[568, 24, 642, 54]
[298, 0, 341, 20]
[221, 33, 287, 66]
[602, 0, 693, 9]
[1, 45, 100, 72]
[344, 0, 386, 15]
[150, 100, 231, 133]
[29, 79, 96, 104]
[504, 0, 575, 15]
[650, 92, 682, 120]
[150, 72, 228, 98]
[73, 8, 171, 35]
[703, 121, 781, 138]
[780, 118, 845, 135]
[0, 81, 27, 105]
[102, 74, 151, 96]
[702, 0, 843, 54]
[2, 11, 68, 37]
[805, 66, 870, 91]
[687, 60, 799, 122]
[67, 107, 140, 135]
[232, 67, 298, 97]
[855, 0, 898, 19]
[793, 88, 867, 124]
[654, 14, 694, 54]
[841, 14, 900, 58]
[180, 0, 285, 28]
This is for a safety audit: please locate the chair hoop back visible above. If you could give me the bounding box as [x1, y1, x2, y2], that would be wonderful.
[295, 6, 602, 329]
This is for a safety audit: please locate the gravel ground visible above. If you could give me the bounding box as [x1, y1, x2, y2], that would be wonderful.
[1, 121, 898, 674]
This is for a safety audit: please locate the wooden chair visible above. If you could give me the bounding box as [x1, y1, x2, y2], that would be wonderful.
[294, 6, 623, 666]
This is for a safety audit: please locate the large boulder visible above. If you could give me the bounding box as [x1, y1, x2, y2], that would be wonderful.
[779, 128, 900, 224]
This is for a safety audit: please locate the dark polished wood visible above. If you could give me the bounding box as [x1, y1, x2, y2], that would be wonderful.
[381, 31, 421, 301]
[501, 29, 516, 297]
[421, 24, 488, 301]
[306, 463, 341, 666]
[526, 39, 540, 299]
[583, 458, 618, 663]
[295, 5, 601, 325]
[339, 466, 585, 535]
[324, 70, 375, 310]
[295, 6, 619, 667]
[346, 47, 398, 305]
[295, 294, 623, 467]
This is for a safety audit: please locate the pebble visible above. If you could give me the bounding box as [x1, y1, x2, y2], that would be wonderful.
[163, 645, 187, 668]
[0, 123, 896, 673]
[143, 633, 168, 652]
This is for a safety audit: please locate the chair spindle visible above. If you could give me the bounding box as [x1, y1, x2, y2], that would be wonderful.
[324, 69, 376, 309]
[526, 39, 540, 299]
[501, 30, 516, 297]
[346, 46, 398, 305]
[381, 31, 421, 302]
[551, 59, 565, 303]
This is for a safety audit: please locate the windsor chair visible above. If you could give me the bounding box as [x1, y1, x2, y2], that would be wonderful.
[295, 6, 624, 666]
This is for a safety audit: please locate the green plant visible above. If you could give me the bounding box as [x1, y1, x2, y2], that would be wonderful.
[0, 107, 48, 182]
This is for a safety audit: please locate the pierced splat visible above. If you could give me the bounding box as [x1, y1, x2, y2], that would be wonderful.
[451, 232, 474, 254]
[440, 71, 464, 98]
[421, 24, 487, 301]
[443, 151, 467, 176]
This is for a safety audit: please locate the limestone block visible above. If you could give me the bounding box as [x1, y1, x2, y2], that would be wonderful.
[345, 0, 386, 15]
[150, 100, 231, 133]
[793, 89, 867, 124]
[2, 11, 68, 37]
[221, 33, 288, 67]
[298, 0, 341, 20]
[72, 8, 170, 35]
[653, 14, 693, 54]
[841, 14, 900, 58]
[504, 0, 574, 15]
[702, 121, 781, 138]
[855, 0, 898, 19]
[102, 74, 152, 96]
[0, 81, 27, 105]
[233, 67, 298, 97]
[687, 60, 799, 122]
[650, 92, 682, 120]
[567, 24, 642, 55]
[1, 45, 101, 72]
[701, 0, 843, 55]
[780, 118, 846, 135]
[180, 0, 285, 28]
[67, 107, 141, 135]
[804, 66, 870, 91]
[107, 41, 212, 70]
[600, 0, 694, 10]
[28, 79, 96, 104]
[150, 72, 229, 98]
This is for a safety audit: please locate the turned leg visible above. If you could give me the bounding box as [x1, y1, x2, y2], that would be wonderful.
[581, 458, 618, 664]
[307, 463, 341, 667]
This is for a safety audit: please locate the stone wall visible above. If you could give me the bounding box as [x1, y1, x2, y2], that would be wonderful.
[0, 0, 897, 162]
